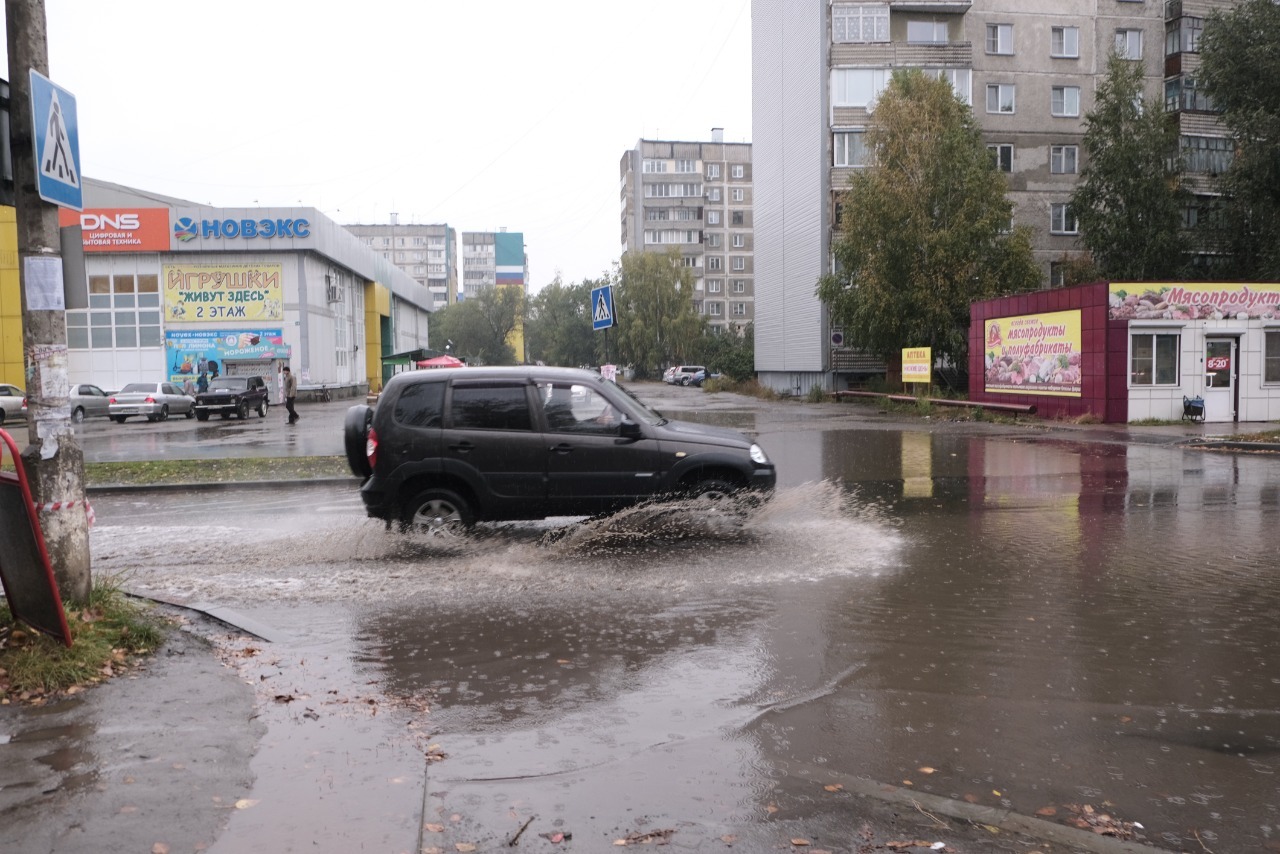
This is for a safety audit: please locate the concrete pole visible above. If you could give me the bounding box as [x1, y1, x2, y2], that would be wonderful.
[6, 0, 91, 604]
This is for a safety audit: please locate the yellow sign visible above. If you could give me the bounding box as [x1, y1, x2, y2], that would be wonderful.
[983, 309, 1081, 397]
[1109, 281, 1280, 320]
[162, 263, 283, 323]
[902, 347, 931, 384]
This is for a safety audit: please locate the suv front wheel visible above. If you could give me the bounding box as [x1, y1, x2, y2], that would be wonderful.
[401, 488, 473, 540]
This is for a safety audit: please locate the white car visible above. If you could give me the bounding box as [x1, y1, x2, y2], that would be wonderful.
[109, 382, 196, 423]
[665, 365, 707, 386]
[0, 383, 26, 426]
[70, 383, 113, 422]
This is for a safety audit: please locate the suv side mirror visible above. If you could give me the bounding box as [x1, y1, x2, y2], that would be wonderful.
[619, 419, 642, 439]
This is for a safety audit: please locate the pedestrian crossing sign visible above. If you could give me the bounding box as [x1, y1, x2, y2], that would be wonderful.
[29, 69, 83, 211]
[591, 285, 614, 330]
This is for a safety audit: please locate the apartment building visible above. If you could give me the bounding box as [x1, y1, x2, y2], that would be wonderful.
[345, 218, 457, 310]
[460, 230, 527, 297]
[751, 0, 1230, 394]
[619, 131, 755, 334]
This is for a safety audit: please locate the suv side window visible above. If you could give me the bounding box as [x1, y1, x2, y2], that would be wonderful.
[394, 380, 445, 428]
[539, 382, 620, 434]
[449, 383, 532, 431]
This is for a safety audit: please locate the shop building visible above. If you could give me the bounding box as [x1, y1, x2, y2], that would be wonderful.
[54, 179, 434, 399]
[969, 281, 1280, 424]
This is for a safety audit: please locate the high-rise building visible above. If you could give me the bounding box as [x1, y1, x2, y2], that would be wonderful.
[461, 229, 529, 360]
[619, 132, 755, 334]
[751, 0, 1234, 393]
[345, 218, 457, 310]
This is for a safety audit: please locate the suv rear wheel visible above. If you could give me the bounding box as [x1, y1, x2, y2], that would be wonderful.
[401, 488, 473, 540]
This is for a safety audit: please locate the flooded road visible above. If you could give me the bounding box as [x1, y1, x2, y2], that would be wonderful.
[85, 417, 1280, 853]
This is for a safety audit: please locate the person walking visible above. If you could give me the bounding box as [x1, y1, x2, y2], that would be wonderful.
[282, 365, 299, 424]
[196, 372, 209, 394]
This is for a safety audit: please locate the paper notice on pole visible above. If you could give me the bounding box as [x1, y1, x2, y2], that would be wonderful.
[24, 257, 65, 310]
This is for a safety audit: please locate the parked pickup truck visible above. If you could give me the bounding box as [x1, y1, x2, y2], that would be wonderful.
[194, 375, 270, 421]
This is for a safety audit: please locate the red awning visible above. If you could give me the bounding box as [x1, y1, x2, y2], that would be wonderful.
[417, 355, 464, 368]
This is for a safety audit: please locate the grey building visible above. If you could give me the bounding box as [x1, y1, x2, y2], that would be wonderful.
[751, 0, 1232, 394]
[345, 217, 457, 310]
[619, 132, 755, 334]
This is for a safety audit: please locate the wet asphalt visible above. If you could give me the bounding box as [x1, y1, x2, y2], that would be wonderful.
[0, 387, 1271, 854]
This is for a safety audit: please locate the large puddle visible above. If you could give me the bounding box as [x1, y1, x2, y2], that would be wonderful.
[85, 428, 1280, 852]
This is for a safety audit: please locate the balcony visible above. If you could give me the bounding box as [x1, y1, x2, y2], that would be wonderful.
[831, 40, 973, 67]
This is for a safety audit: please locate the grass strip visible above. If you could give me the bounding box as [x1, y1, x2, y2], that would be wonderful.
[84, 455, 352, 486]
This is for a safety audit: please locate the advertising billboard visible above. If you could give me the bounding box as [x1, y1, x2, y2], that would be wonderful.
[164, 329, 289, 385]
[983, 309, 1082, 398]
[58, 208, 171, 252]
[1108, 282, 1280, 320]
[902, 347, 931, 384]
[162, 262, 284, 322]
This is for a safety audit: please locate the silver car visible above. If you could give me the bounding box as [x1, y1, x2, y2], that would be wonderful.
[109, 382, 196, 423]
[0, 383, 26, 426]
[70, 383, 112, 422]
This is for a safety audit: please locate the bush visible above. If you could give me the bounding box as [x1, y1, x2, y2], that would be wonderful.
[806, 384, 827, 403]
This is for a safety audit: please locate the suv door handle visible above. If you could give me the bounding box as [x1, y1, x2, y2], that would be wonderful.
[448, 441, 475, 453]
[549, 443, 574, 454]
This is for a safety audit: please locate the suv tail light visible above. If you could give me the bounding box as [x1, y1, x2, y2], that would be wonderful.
[366, 427, 378, 468]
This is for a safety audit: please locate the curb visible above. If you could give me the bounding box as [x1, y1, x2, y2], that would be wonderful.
[85, 477, 357, 494]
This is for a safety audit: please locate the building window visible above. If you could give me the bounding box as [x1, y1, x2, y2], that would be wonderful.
[1166, 16, 1203, 55]
[642, 159, 666, 173]
[731, 165, 744, 179]
[1051, 26, 1080, 58]
[707, 163, 720, 179]
[707, 210, 720, 225]
[707, 187, 721, 201]
[732, 256, 745, 271]
[1130, 333, 1180, 386]
[908, 20, 948, 44]
[67, 273, 162, 350]
[986, 83, 1015, 114]
[834, 131, 869, 167]
[707, 233, 721, 248]
[835, 68, 890, 108]
[682, 256, 698, 267]
[1165, 75, 1213, 112]
[731, 211, 744, 226]
[1051, 145, 1078, 174]
[732, 188, 744, 202]
[708, 302, 723, 317]
[732, 303, 747, 317]
[1051, 86, 1080, 117]
[922, 68, 972, 104]
[708, 257, 722, 271]
[732, 233, 745, 248]
[1049, 262, 1067, 287]
[675, 159, 697, 173]
[986, 23, 1013, 54]
[832, 3, 889, 43]
[1265, 331, 1280, 384]
[707, 279, 722, 293]
[732, 280, 746, 294]
[1115, 29, 1143, 60]
[987, 143, 1013, 172]
[1181, 135, 1233, 175]
[1051, 203, 1078, 235]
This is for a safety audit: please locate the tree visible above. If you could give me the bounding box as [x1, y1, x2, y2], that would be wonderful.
[689, 324, 756, 382]
[1198, 0, 1280, 278]
[1070, 52, 1187, 280]
[817, 70, 1040, 370]
[430, 286, 523, 365]
[614, 250, 704, 378]
[524, 275, 600, 367]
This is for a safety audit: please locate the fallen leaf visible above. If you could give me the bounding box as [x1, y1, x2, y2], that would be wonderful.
[791, 839, 811, 847]
[425, 823, 445, 833]
[547, 832, 564, 843]
[1119, 716, 1132, 724]
[902, 779, 914, 786]
[119, 805, 139, 814]
[766, 803, 779, 814]
[455, 844, 477, 853]
[151, 844, 170, 854]
[450, 814, 462, 823]
[823, 784, 844, 792]
[918, 766, 936, 774]
[963, 794, 979, 804]
[1035, 807, 1057, 816]
[234, 799, 259, 810]
[721, 835, 738, 844]
[992, 789, 1001, 796]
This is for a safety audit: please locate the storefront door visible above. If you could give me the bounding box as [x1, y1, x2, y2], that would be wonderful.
[1203, 338, 1236, 423]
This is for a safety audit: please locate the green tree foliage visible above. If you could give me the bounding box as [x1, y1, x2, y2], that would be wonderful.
[524, 276, 599, 367]
[614, 250, 704, 379]
[1198, 0, 1280, 278]
[817, 70, 1040, 368]
[689, 324, 756, 382]
[1070, 52, 1187, 279]
[430, 286, 523, 365]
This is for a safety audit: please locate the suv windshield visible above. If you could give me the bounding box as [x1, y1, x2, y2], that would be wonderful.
[209, 378, 247, 391]
[610, 381, 667, 425]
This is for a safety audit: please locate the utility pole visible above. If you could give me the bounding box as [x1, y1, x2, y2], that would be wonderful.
[6, 0, 91, 603]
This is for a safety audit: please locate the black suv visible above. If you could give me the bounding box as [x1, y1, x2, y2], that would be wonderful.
[194, 375, 270, 421]
[344, 366, 776, 536]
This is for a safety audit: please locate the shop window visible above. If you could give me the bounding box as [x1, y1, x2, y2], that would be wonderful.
[1266, 331, 1280, 384]
[1130, 332, 1180, 385]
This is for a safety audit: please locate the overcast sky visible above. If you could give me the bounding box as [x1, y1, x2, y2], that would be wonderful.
[3, 0, 753, 292]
